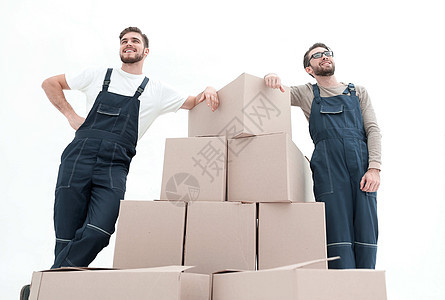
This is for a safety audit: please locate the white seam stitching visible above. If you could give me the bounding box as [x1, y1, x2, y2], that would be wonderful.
[327, 242, 352, 247]
[355, 241, 378, 247]
[56, 238, 71, 243]
[87, 224, 111, 236]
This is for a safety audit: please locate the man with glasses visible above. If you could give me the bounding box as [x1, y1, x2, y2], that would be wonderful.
[264, 43, 381, 269]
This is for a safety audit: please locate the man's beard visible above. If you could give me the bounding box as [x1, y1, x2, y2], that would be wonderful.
[313, 63, 335, 77]
[120, 52, 144, 64]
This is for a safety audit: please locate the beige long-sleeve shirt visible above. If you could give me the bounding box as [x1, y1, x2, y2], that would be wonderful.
[290, 83, 381, 170]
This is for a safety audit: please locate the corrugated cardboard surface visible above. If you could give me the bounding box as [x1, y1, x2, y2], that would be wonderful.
[258, 203, 327, 270]
[30, 266, 210, 300]
[160, 137, 227, 201]
[188, 73, 291, 138]
[228, 132, 310, 203]
[184, 201, 256, 274]
[213, 263, 387, 300]
[113, 200, 186, 269]
[180, 272, 211, 300]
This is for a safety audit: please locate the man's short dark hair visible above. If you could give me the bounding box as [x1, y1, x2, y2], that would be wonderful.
[119, 27, 149, 49]
[303, 43, 331, 68]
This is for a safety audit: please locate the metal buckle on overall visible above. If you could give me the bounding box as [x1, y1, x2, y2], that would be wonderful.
[343, 84, 355, 95]
[102, 80, 111, 90]
[348, 83, 355, 92]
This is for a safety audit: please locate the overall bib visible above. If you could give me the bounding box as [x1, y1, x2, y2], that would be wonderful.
[309, 83, 378, 269]
[52, 68, 148, 268]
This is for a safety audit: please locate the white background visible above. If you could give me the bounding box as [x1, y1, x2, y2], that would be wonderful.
[1, 0, 444, 299]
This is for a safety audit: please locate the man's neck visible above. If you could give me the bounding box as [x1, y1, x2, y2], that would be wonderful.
[121, 62, 144, 75]
[315, 75, 340, 88]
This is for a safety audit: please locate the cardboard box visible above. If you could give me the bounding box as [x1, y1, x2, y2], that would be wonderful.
[160, 137, 226, 202]
[188, 73, 291, 138]
[113, 200, 186, 269]
[212, 259, 387, 300]
[29, 266, 210, 300]
[258, 203, 327, 270]
[228, 132, 312, 202]
[184, 201, 256, 274]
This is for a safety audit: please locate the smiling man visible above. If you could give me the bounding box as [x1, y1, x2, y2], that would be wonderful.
[264, 43, 381, 269]
[40, 26, 218, 271]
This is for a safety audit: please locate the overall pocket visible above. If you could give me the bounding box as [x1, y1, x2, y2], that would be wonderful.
[91, 103, 121, 131]
[320, 104, 345, 129]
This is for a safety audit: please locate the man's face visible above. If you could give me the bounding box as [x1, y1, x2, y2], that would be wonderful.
[307, 47, 335, 77]
[120, 32, 148, 64]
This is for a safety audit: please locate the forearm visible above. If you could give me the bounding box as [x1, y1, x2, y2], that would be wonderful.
[181, 87, 219, 111]
[181, 95, 200, 110]
[359, 87, 382, 170]
[367, 128, 381, 170]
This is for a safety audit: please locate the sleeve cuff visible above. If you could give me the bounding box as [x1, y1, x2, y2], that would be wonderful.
[368, 161, 381, 171]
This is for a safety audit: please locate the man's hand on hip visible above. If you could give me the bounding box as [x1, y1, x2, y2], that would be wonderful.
[68, 114, 86, 131]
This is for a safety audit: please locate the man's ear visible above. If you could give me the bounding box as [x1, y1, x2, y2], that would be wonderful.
[305, 66, 313, 76]
[144, 48, 149, 56]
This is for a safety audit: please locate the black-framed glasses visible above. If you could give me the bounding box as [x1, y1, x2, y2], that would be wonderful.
[307, 51, 334, 66]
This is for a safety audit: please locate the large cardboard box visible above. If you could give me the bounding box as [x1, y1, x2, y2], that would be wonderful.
[113, 200, 186, 269]
[160, 137, 226, 202]
[258, 203, 327, 270]
[184, 201, 256, 274]
[29, 266, 210, 300]
[212, 260, 387, 300]
[228, 132, 312, 202]
[188, 73, 291, 139]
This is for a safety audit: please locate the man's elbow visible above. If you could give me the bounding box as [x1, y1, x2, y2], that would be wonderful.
[41, 78, 50, 91]
[41, 76, 58, 92]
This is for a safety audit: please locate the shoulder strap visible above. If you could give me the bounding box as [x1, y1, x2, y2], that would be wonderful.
[312, 84, 321, 104]
[102, 68, 113, 91]
[133, 77, 150, 99]
[343, 83, 356, 96]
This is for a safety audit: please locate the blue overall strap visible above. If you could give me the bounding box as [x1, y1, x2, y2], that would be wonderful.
[343, 83, 356, 96]
[133, 77, 149, 99]
[312, 84, 322, 104]
[102, 68, 113, 91]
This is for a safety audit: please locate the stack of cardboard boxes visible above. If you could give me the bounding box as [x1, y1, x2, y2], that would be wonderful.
[29, 73, 387, 299]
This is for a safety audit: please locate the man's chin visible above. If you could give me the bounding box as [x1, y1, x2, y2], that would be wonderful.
[120, 55, 143, 64]
[318, 71, 335, 77]
[315, 67, 335, 77]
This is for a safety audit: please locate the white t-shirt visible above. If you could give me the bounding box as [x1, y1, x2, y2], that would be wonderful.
[65, 67, 187, 141]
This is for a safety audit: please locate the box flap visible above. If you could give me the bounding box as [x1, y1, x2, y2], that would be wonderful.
[212, 258, 337, 276]
[212, 269, 247, 275]
[36, 267, 114, 273]
[31, 267, 194, 299]
[117, 265, 193, 273]
[265, 257, 340, 271]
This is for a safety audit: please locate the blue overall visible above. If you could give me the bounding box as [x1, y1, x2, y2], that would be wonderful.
[52, 68, 148, 268]
[309, 83, 378, 269]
